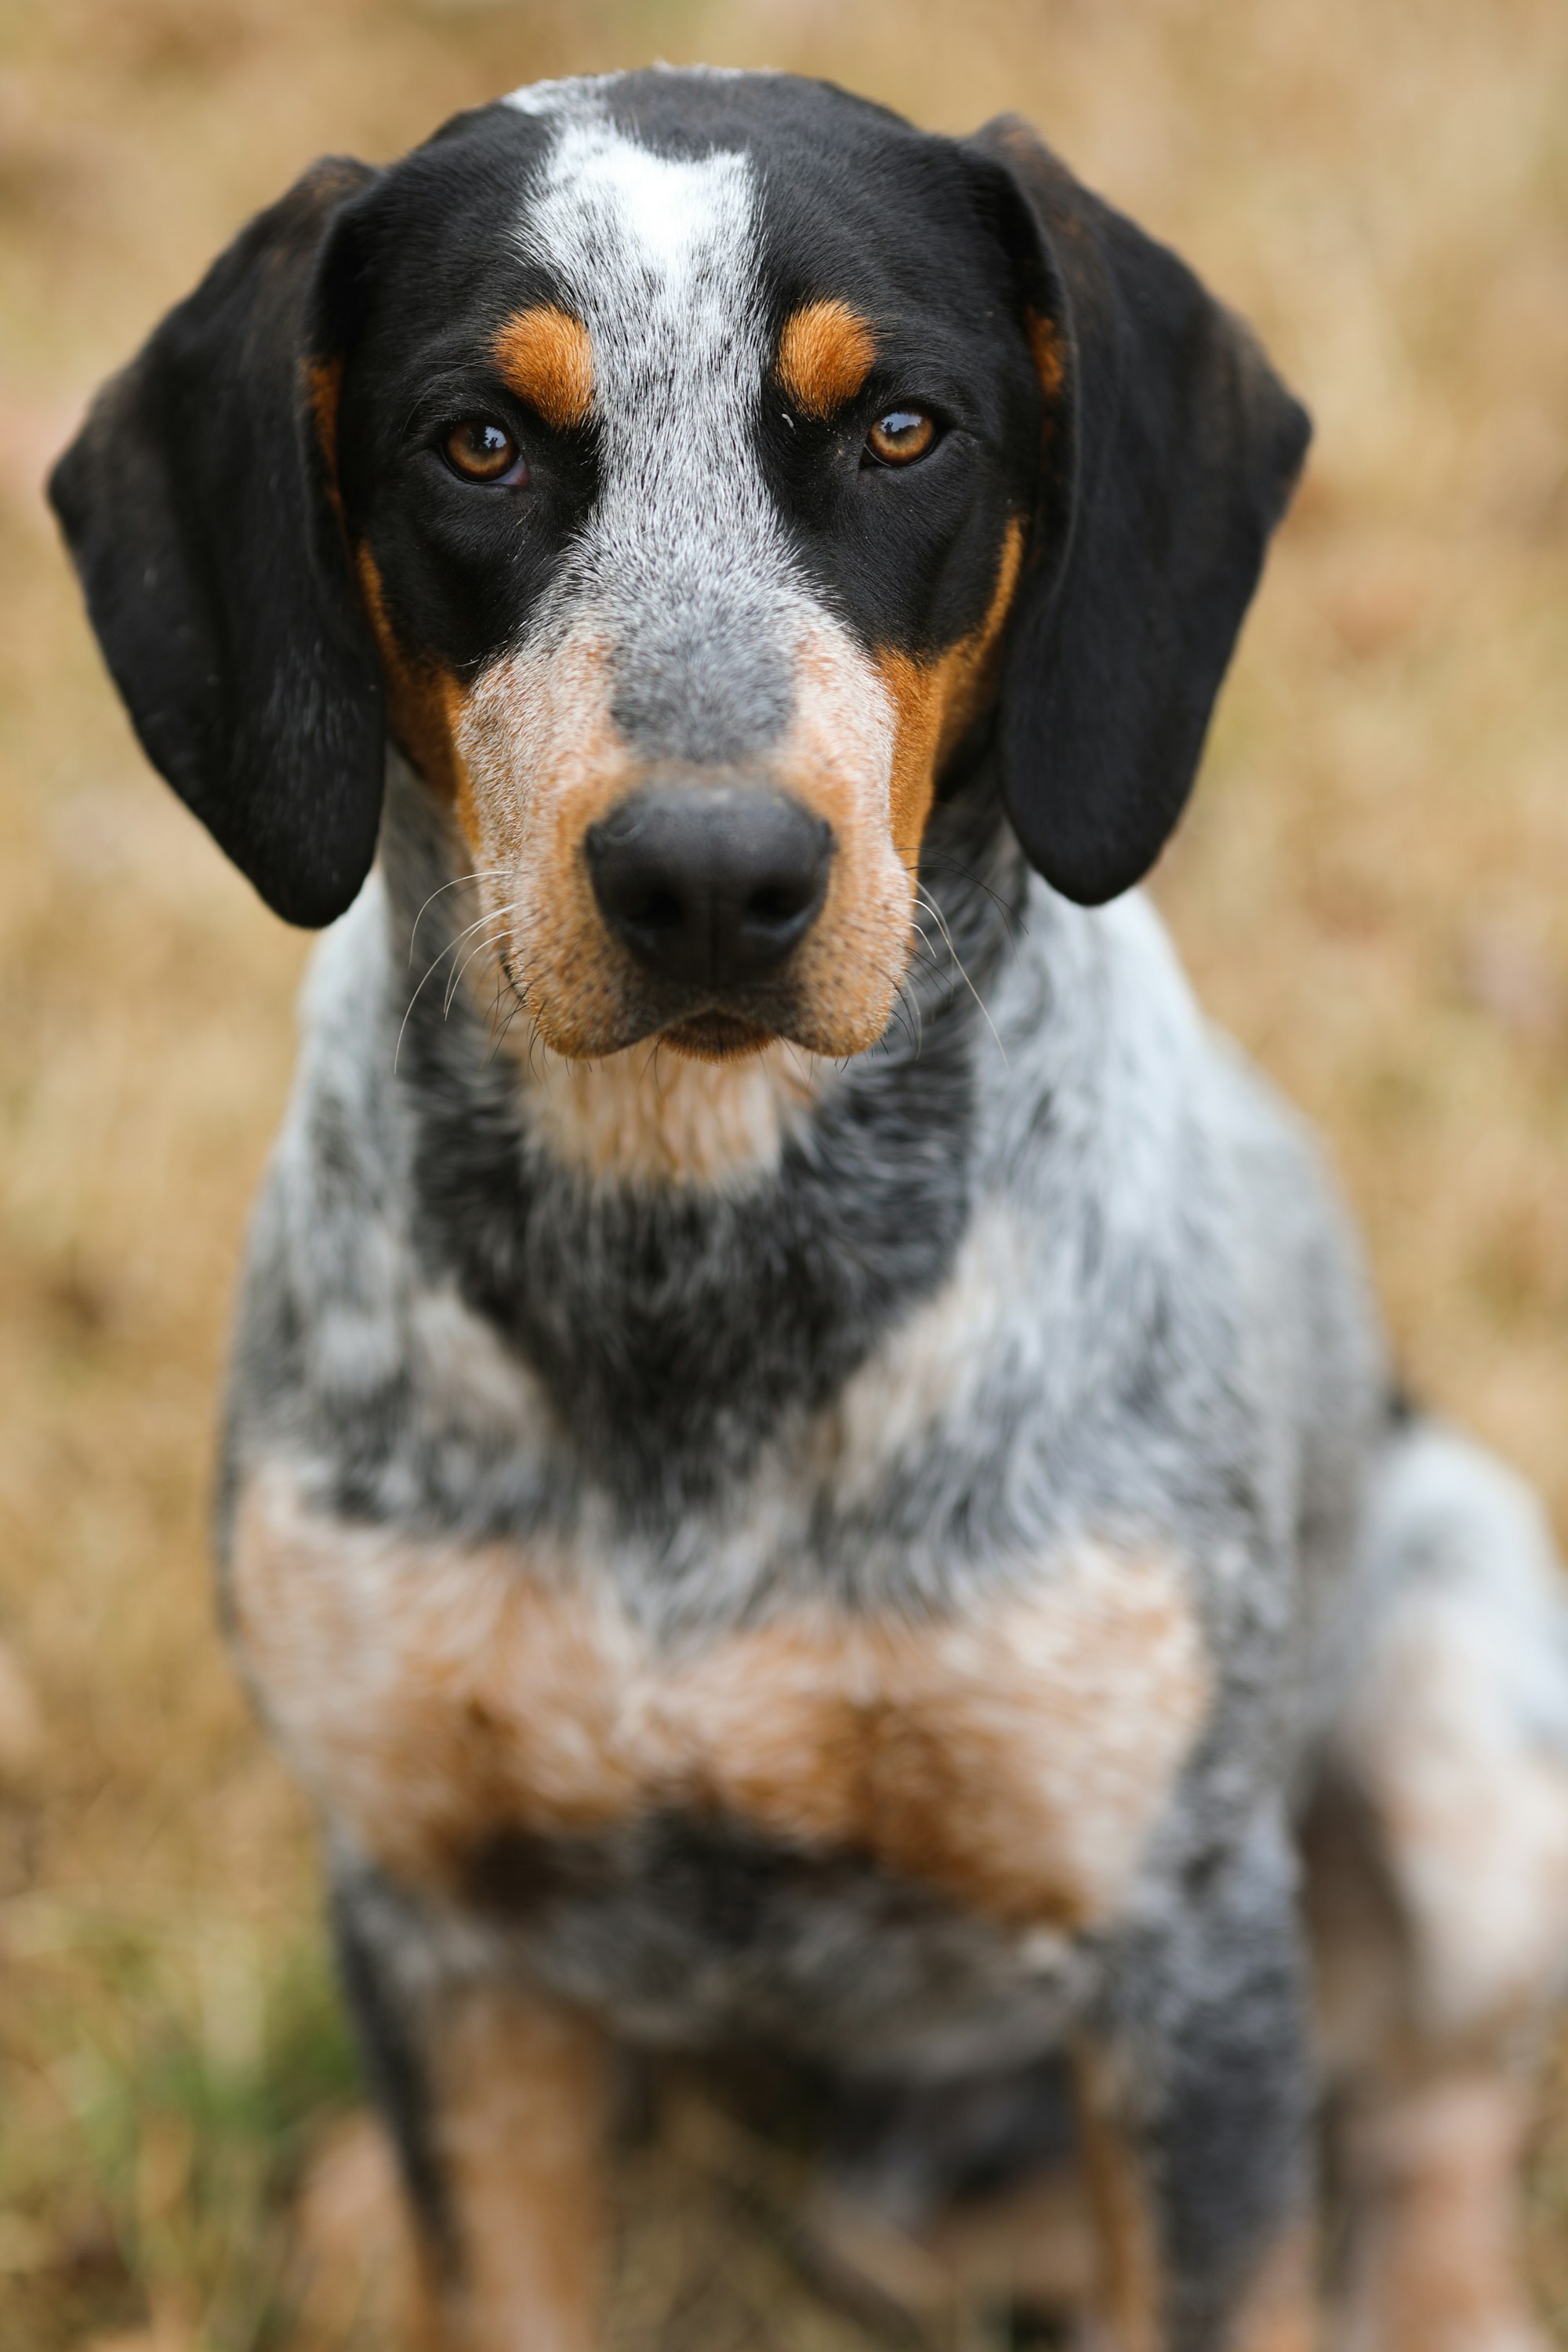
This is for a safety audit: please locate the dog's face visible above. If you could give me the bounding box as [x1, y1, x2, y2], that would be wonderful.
[332, 79, 1039, 1058]
[51, 71, 1311, 1063]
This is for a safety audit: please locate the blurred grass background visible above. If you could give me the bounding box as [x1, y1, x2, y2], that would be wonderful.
[1, 0, 1566, 2343]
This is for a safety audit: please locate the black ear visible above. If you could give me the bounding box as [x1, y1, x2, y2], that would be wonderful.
[49, 158, 385, 928]
[965, 119, 1311, 906]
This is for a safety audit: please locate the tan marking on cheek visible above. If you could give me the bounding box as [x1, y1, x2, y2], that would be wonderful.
[231, 1475, 1209, 1933]
[759, 617, 908, 1058]
[419, 1982, 606, 2352]
[775, 299, 876, 421]
[354, 546, 471, 815]
[452, 631, 651, 1059]
[875, 516, 1026, 862]
[492, 306, 594, 433]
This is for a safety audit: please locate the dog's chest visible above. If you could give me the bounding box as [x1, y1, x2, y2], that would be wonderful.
[231, 1475, 1211, 1945]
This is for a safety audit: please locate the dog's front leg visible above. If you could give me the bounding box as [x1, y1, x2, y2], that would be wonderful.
[1074, 1810, 1318, 2352]
[332, 1874, 608, 2352]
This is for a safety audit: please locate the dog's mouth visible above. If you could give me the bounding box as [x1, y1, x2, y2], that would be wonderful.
[659, 1011, 778, 1062]
[493, 944, 818, 1065]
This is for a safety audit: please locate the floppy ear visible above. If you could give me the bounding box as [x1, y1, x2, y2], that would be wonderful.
[965, 118, 1311, 906]
[49, 157, 385, 928]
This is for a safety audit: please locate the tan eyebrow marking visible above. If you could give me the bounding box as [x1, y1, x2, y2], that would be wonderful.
[354, 544, 468, 812]
[492, 305, 594, 432]
[776, 298, 877, 421]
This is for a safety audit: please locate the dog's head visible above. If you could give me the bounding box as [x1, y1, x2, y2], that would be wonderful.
[50, 71, 1308, 1062]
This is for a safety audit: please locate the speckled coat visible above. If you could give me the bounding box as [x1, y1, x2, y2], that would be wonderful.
[50, 67, 1568, 2352]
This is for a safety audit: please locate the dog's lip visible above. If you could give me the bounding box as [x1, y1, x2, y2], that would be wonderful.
[619, 968, 808, 1047]
[506, 958, 805, 1059]
[660, 1011, 775, 1059]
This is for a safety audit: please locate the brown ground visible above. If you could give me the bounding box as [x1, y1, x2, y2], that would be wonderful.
[1, 0, 1566, 2345]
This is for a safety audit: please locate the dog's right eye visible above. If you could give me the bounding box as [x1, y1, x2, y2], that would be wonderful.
[442, 419, 527, 485]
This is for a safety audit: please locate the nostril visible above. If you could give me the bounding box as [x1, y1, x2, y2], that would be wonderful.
[624, 884, 684, 931]
[747, 878, 813, 925]
[593, 803, 649, 847]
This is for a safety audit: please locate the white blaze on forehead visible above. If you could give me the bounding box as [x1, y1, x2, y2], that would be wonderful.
[510, 100, 767, 507]
[501, 91, 804, 759]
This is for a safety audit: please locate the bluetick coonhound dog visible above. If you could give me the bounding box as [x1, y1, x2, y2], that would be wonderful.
[50, 66, 1568, 2352]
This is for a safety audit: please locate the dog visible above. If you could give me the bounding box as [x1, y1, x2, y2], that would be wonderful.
[50, 66, 1568, 2352]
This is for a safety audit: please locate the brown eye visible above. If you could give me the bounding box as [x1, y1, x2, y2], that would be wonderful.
[443, 418, 524, 483]
[866, 408, 936, 466]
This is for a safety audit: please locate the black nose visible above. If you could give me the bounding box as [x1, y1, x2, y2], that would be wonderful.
[586, 786, 833, 989]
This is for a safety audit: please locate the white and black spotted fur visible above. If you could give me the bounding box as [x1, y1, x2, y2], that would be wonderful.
[50, 67, 1568, 2352]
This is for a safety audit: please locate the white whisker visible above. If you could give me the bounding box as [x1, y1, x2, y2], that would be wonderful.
[915, 884, 1007, 1066]
[407, 867, 512, 962]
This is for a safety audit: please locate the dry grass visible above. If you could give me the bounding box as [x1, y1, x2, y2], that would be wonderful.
[1, 0, 1566, 2343]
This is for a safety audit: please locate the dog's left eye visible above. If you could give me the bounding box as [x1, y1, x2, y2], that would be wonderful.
[443, 419, 527, 485]
[865, 409, 937, 467]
